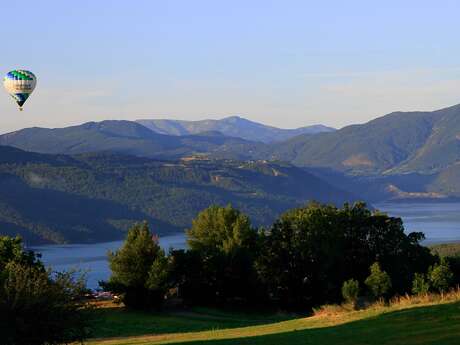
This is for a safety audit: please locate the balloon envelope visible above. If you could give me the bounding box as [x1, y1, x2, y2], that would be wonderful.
[3, 70, 37, 110]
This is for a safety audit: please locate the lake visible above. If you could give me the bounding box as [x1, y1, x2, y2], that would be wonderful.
[32, 233, 187, 289]
[375, 202, 460, 244]
[33, 202, 460, 289]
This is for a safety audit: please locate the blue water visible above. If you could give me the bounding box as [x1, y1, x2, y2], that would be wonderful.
[32, 233, 186, 289]
[375, 202, 460, 244]
[33, 203, 460, 289]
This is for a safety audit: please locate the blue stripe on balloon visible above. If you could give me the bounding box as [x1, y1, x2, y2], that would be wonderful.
[10, 93, 30, 102]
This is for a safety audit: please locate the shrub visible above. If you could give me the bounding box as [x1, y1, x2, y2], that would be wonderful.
[365, 262, 392, 299]
[342, 279, 360, 304]
[429, 259, 453, 293]
[412, 273, 430, 295]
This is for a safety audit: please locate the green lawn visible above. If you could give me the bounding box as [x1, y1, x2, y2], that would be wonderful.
[90, 305, 294, 339]
[89, 300, 460, 345]
[170, 302, 460, 345]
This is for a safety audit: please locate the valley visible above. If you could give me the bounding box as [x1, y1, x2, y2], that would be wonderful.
[2, 104, 460, 245]
[0, 146, 355, 244]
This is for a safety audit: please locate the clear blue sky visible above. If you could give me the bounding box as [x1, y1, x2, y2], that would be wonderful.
[1, 0, 460, 133]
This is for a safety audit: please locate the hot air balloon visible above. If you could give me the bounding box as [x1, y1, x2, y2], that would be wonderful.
[3, 70, 37, 111]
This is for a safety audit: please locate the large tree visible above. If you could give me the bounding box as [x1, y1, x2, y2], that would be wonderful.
[181, 205, 261, 304]
[104, 222, 169, 309]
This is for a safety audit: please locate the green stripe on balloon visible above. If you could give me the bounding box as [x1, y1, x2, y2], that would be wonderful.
[11, 70, 33, 80]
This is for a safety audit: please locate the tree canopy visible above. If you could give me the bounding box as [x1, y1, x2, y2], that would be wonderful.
[105, 222, 169, 309]
[0, 236, 90, 345]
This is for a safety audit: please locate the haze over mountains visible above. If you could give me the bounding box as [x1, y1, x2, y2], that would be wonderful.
[2, 104, 460, 178]
[136, 116, 335, 143]
[0, 120, 270, 160]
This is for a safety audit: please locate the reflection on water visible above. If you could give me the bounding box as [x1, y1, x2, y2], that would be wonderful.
[33, 203, 460, 289]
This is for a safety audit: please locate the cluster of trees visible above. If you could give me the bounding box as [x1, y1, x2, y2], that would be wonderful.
[0, 236, 90, 345]
[104, 202, 456, 311]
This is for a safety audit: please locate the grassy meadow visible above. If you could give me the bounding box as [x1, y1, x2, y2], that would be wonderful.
[88, 292, 460, 345]
[89, 302, 294, 339]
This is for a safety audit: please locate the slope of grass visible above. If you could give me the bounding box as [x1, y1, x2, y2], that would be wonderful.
[89, 294, 460, 345]
[89, 304, 293, 339]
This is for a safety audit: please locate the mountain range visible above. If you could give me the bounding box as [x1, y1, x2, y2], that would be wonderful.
[2, 104, 460, 244]
[271, 104, 460, 175]
[3, 105, 460, 177]
[0, 120, 269, 160]
[136, 116, 335, 143]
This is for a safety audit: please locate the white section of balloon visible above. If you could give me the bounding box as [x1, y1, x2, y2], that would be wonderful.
[3, 70, 37, 111]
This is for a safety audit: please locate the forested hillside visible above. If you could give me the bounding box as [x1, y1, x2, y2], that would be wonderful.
[272, 104, 460, 175]
[0, 146, 356, 244]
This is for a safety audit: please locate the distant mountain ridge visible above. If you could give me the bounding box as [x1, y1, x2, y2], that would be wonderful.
[2, 104, 460, 200]
[0, 120, 269, 160]
[136, 116, 335, 143]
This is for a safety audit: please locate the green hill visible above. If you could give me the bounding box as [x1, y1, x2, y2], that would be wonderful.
[0, 146, 356, 245]
[271, 106, 456, 174]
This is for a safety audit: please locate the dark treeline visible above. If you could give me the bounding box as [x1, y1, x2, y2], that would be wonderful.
[102, 202, 457, 311]
[0, 236, 90, 345]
